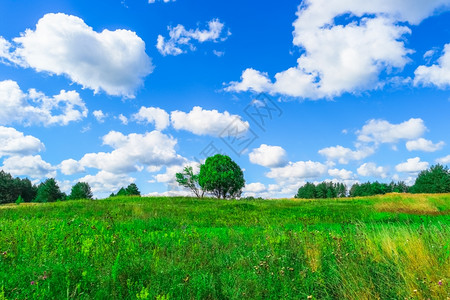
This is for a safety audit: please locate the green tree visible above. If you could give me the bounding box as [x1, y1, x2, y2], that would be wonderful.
[411, 164, 450, 193]
[176, 166, 204, 198]
[69, 182, 93, 200]
[34, 178, 65, 203]
[198, 154, 245, 199]
[295, 182, 316, 199]
[126, 183, 141, 196]
[116, 187, 128, 196]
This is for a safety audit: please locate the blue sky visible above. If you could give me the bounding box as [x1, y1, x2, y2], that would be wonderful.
[0, 0, 449, 198]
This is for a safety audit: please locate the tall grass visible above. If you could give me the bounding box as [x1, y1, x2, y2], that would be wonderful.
[0, 194, 449, 299]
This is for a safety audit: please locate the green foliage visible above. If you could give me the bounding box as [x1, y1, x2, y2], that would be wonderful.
[126, 183, 141, 196]
[69, 182, 93, 200]
[0, 171, 37, 204]
[0, 194, 448, 299]
[34, 178, 65, 203]
[175, 166, 204, 198]
[411, 164, 450, 193]
[15, 195, 24, 205]
[199, 154, 245, 199]
[295, 182, 347, 199]
[349, 181, 409, 197]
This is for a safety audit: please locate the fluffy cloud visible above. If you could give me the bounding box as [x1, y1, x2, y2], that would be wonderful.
[243, 182, 267, 193]
[156, 19, 229, 56]
[406, 138, 445, 152]
[59, 159, 85, 175]
[357, 118, 426, 144]
[133, 107, 170, 130]
[415, 44, 450, 88]
[318, 145, 375, 164]
[266, 161, 327, 182]
[171, 106, 249, 137]
[0, 126, 45, 158]
[227, 0, 450, 99]
[249, 144, 287, 168]
[328, 168, 354, 180]
[118, 114, 128, 125]
[93, 110, 107, 123]
[2, 13, 152, 98]
[395, 157, 429, 173]
[79, 130, 184, 174]
[436, 155, 450, 165]
[78, 171, 135, 196]
[2, 155, 56, 179]
[0, 80, 87, 126]
[357, 162, 388, 178]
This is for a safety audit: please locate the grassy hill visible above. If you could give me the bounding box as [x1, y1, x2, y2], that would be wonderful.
[0, 194, 449, 299]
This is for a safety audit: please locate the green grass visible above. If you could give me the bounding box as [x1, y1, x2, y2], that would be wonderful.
[0, 193, 449, 299]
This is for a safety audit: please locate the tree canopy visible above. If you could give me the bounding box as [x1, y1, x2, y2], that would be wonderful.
[410, 164, 450, 193]
[198, 154, 245, 199]
[175, 166, 204, 198]
[69, 182, 93, 200]
[34, 178, 65, 203]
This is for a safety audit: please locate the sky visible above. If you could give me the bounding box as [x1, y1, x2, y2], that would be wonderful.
[0, 0, 450, 198]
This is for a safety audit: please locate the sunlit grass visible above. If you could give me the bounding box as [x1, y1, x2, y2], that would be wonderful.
[0, 194, 449, 299]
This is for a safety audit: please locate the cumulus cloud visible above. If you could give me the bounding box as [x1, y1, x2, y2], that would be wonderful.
[59, 159, 85, 175]
[244, 182, 267, 193]
[0, 80, 87, 126]
[406, 138, 445, 152]
[328, 168, 355, 180]
[171, 106, 249, 137]
[2, 13, 152, 98]
[2, 155, 56, 179]
[227, 0, 450, 99]
[0, 126, 45, 158]
[357, 118, 426, 144]
[436, 155, 450, 165]
[395, 157, 429, 173]
[118, 114, 128, 125]
[415, 44, 450, 88]
[318, 145, 375, 164]
[78, 130, 184, 174]
[78, 171, 135, 196]
[133, 106, 170, 130]
[357, 162, 388, 178]
[248, 144, 287, 168]
[93, 110, 107, 123]
[156, 19, 230, 56]
[266, 160, 327, 182]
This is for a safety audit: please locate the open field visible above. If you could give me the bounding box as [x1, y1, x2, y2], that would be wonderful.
[0, 194, 449, 299]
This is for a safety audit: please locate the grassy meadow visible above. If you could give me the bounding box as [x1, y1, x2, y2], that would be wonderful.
[0, 193, 449, 299]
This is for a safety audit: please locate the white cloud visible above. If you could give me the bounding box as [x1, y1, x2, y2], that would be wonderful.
[149, 0, 175, 3]
[213, 50, 225, 57]
[79, 130, 184, 174]
[357, 118, 426, 144]
[243, 182, 267, 193]
[328, 168, 354, 180]
[78, 171, 135, 196]
[318, 145, 375, 164]
[0, 126, 45, 158]
[248, 144, 287, 168]
[133, 107, 170, 130]
[357, 162, 388, 178]
[436, 155, 450, 165]
[415, 44, 450, 88]
[2, 155, 56, 179]
[93, 110, 107, 123]
[266, 160, 327, 182]
[3, 13, 152, 98]
[118, 114, 128, 125]
[406, 138, 445, 152]
[227, 0, 450, 99]
[0, 80, 88, 126]
[171, 106, 249, 137]
[156, 19, 229, 56]
[59, 159, 85, 175]
[395, 157, 429, 173]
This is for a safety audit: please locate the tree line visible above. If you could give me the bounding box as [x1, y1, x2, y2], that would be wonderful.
[0, 170, 141, 204]
[295, 164, 450, 199]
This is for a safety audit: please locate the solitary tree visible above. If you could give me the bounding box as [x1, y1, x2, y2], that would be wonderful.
[198, 154, 245, 199]
[126, 183, 141, 196]
[34, 178, 65, 203]
[69, 182, 93, 200]
[175, 166, 204, 198]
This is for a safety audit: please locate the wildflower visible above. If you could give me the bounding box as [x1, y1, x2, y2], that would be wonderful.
[438, 280, 442, 286]
[30, 281, 35, 285]
[307, 296, 313, 299]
